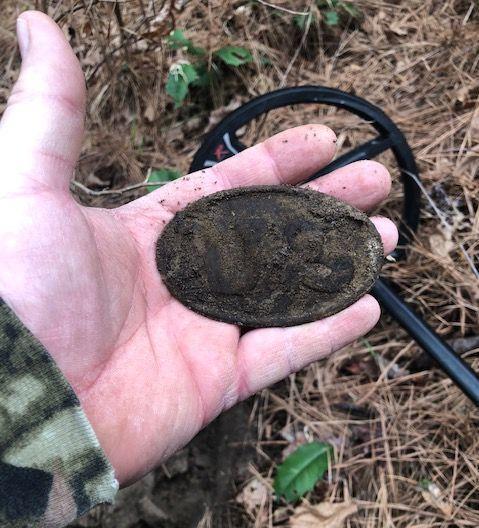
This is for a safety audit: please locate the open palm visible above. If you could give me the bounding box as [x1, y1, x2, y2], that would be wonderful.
[0, 12, 397, 485]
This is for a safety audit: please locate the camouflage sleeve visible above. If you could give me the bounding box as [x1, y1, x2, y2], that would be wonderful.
[0, 298, 118, 528]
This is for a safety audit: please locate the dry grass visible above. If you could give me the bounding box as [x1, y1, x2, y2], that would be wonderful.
[1, 1, 479, 526]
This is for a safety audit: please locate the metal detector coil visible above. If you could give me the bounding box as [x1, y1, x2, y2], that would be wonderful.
[190, 86, 479, 406]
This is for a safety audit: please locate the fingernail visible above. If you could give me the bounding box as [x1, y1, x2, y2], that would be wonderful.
[17, 17, 30, 58]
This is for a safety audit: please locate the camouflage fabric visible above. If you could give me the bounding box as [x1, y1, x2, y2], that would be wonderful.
[0, 298, 118, 528]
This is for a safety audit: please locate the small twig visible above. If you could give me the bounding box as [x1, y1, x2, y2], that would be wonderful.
[462, 2, 475, 26]
[459, 243, 479, 279]
[71, 179, 168, 196]
[280, 2, 314, 86]
[255, 0, 309, 16]
[403, 169, 449, 229]
[114, 1, 126, 48]
[54, 0, 128, 22]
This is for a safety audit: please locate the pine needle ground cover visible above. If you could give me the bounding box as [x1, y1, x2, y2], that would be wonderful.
[1, 2, 478, 526]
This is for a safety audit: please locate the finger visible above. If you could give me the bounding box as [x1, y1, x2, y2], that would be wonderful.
[209, 124, 337, 187]
[235, 295, 380, 399]
[304, 160, 392, 212]
[0, 11, 86, 195]
[123, 124, 337, 215]
[370, 216, 398, 255]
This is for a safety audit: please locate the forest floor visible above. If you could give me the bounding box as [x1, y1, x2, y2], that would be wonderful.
[1, 1, 479, 526]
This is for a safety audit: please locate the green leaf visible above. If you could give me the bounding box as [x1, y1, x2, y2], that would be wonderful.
[167, 29, 189, 48]
[167, 29, 206, 56]
[166, 71, 188, 107]
[323, 9, 340, 25]
[146, 168, 181, 192]
[419, 479, 433, 490]
[182, 63, 199, 83]
[166, 62, 199, 107]
[274, 442, 333, 502]
[190, 62, 214, 88]
[215, 46, 253, 66]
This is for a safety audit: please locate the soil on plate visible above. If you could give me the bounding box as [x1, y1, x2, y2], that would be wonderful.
[156, 185, 383, 327]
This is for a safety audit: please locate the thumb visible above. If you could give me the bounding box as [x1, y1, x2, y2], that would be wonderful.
[0, 11, 86, 195]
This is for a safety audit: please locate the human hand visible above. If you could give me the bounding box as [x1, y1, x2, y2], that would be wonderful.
[0, 12, 398, 485]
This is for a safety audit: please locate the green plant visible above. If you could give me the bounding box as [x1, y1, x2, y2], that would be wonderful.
[294, 0, 360, 29]
[165, 30, 253, 107]
[146, 168, 182, 192]
[273, 442, 333, 502]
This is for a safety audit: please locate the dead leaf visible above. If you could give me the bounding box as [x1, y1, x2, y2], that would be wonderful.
[448, 335, 479, 354]
[182, 116, 203, 134]
[456, 86, 470, 104]
[429, 233, 455, 258]
[273, 506, 290, 524]
[81, 48, 102, 67]
[235, 478, 268, 515]
[234, 4, 253, 27]
[341, 357, 378, 379]
[289, 501, 358, 528]
[165, 125, 183, 143]
[138, 496, 169, 523]
[420, 482, 453, 518]
[374, 354, 409, 380]
[280, 429, 309, 459]
[389, 21, 408, 36]
[144, 102, 156, 123]
[455, 84, 479, 107]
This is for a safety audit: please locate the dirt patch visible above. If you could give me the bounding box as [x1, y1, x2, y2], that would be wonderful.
[71, 402, 255, 528]
[157, 186, 383, 327]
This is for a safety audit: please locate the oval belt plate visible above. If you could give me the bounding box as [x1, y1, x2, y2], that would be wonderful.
[156, 185, 383, 327]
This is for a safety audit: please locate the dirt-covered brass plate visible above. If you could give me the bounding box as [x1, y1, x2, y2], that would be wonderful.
[156, 185, 383, 327]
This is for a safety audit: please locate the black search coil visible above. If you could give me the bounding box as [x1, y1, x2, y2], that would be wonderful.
[190, 86, 479, 406]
